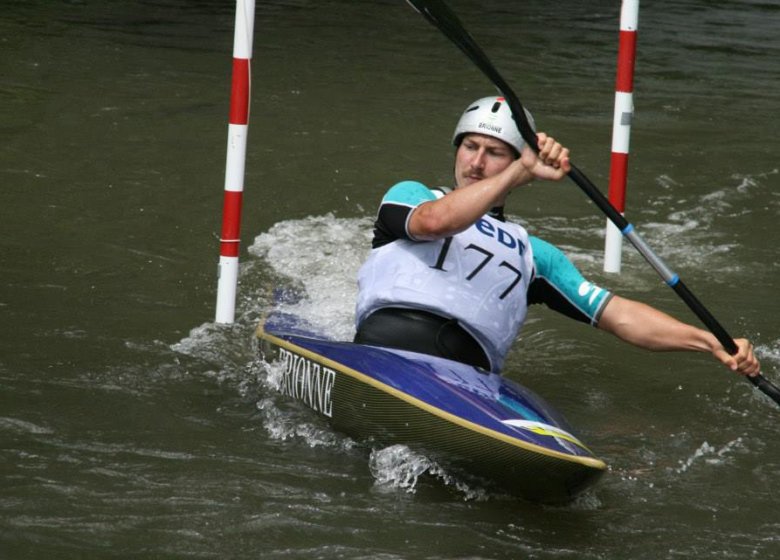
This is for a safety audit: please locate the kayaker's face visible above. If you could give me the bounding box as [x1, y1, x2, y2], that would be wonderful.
[454, 133, 515, 189]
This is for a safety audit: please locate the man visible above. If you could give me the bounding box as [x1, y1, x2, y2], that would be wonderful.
[354, 96, 759, 377]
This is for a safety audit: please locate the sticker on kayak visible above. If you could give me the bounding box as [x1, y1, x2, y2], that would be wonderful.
[277, 347, 336, 418]
[501, 419, 590, 453]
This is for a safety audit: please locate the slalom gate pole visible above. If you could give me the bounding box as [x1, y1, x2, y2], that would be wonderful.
[215, 0, 255, 324]
[603, 0, 639, 273]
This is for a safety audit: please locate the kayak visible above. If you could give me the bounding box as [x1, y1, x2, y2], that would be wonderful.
[256, 304, 606, 503]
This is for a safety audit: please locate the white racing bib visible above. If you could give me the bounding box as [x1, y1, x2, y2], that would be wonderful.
[356, 214, 534, 372]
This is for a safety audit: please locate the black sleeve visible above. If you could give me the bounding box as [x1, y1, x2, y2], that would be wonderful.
[371, 203, 414, 249]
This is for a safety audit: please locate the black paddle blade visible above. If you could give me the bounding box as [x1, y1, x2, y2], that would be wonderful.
[404, 0, 538, 151]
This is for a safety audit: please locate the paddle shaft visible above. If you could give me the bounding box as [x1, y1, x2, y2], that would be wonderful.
[406, 0, 780, 406]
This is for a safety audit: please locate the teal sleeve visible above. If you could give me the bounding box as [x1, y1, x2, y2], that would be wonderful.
[529, 236, 612, 325]
[382, 180, 437, 206]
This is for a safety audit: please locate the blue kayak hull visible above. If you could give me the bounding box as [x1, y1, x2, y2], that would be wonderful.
[256, 311, 605, 503]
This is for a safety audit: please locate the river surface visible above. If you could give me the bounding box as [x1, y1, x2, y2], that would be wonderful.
[2, 1, 779, 558]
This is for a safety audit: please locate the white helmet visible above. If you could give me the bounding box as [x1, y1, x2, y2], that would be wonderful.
[452, 96, 536, 156]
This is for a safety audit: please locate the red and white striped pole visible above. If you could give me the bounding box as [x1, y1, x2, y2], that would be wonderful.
[215, 0, 255, 324]
[604, 0, 639, 273]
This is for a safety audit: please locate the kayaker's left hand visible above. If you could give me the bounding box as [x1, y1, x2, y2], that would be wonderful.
[713, 338, 760, 377]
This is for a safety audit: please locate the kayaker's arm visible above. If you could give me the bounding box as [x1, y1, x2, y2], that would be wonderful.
[598, 295, 760, 376]
[409, 133, 570, 241]
[408, 167, 523, 240]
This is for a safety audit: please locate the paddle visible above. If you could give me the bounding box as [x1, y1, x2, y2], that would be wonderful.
[405, 0, 780, 407]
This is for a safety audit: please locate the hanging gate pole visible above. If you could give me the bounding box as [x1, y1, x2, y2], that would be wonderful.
[215, 0, 255, 324]
[604, 0, 639, 273]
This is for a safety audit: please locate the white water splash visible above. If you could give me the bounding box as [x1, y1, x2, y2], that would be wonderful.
[250, 355, 355, 451]
[255, 396, 355, 451]
[757, 339, 780, 368]
[259, 354, 286, 393]
[248, 214, 372, 340]
[615, 170, 774, 275]
[675, 438, 744, 474]
[369, 444, 487, 500]
[733, 168, 778, 195]
[369, 444, 433, 493]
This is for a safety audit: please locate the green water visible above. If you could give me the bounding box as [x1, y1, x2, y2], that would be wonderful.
[2, 1, 779, 558]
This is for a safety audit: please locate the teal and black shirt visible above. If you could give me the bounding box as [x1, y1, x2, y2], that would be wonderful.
[356, 180, 613, 372]
[368, 180, 612, 326]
